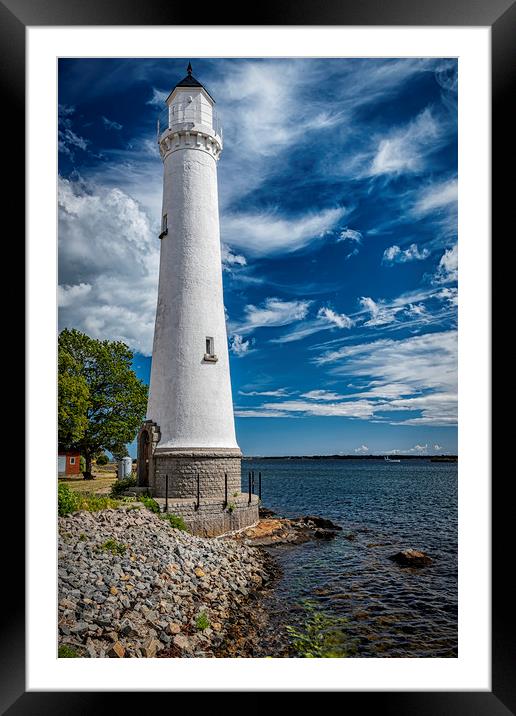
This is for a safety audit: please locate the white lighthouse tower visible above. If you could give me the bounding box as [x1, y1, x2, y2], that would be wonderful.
[136, 64, 256, 535]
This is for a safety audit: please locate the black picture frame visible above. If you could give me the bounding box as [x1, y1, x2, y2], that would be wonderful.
[4, 0, 508, 710]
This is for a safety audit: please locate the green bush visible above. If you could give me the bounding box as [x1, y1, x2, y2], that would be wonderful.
[58, 483, 79, 516]
[226, 502, 235, 514]
[76, 494, 120, 512]
[96, 453, 109, 465]
[101, 538, 126, 555]
[285, 601, 352, 658]
[58, 644, 80, 658]
[195, 612, 211, 631]
[161, 513, 188, 531]
[80, 455, 86, 472]
[110, 477, 137, 497]
[140, 494, 160, 514]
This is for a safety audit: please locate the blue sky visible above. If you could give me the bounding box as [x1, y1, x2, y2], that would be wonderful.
[58, 58, 458, 457]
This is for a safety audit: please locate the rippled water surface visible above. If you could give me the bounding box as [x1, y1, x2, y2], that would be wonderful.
[242, 458, 457, 658]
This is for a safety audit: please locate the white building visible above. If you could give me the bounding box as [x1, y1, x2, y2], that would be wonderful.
[136, 65, 257, 535]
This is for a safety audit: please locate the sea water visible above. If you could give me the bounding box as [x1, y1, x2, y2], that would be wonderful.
[242, 458, 457, 658]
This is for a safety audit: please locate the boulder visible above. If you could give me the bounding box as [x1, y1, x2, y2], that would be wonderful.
[389, 549, 433, 567]
[108, 641, 125, 658]
[300, 516, 342, 531]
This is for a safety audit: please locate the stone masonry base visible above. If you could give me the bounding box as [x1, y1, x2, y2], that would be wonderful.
[154, 493, 260, 537]
[151, 448, 242, 499]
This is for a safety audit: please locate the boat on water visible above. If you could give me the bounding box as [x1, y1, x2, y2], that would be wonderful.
[384, 456, 401, 463]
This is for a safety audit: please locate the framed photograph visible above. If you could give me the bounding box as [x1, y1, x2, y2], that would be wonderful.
[7, 0, 508, 709]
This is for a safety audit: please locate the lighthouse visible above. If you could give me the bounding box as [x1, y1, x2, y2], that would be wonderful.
[136, 64, 257, 536]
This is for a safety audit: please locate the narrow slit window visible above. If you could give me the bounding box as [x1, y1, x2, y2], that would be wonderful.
[162, 214, 168, 232]
[206, 337, 214, 355]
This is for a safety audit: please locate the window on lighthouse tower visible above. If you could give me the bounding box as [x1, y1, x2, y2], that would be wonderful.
[204, 337, 217, 362]
[159, 214, 168, 239]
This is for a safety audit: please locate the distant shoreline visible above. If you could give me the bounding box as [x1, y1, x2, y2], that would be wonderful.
[242, 455, 458, 462]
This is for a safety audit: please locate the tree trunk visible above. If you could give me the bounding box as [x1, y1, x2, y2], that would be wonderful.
[83, 452, 94, 480]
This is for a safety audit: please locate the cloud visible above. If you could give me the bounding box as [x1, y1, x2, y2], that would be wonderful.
[234, 409, 293, 418]
[221, 244, 247, 269]
[369, 108, 442, 176]
[58, 176, 159, 356]
[239, 388, 290, 397]
[260, 399, 376, 419]
[382, 243, 430, 264]
[58, 282, 92, 307]
[230, 297, 312, 335]
[337, 227, 363, 259]
[221, 207, 347, 257]
[230, 334, 253, 357]
[58, 105, 89, 158]
[313, 330, 457, 426]
[358, 297, 398, 326]
[354, 444, 369, 454]
[302, 390, 345, 401]
[317, 306, 354, 329]
[412, 178, 457, 216]
[146, 87, 168, 106]
[338, 228, 362, 244]
[102, 116, 123, 131]
[433, 244, 458, 284]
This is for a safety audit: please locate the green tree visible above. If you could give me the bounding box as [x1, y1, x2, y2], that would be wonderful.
[111, 442, 129, 462]
[58, 329, 148, 479]
[58, 350, 89, 446]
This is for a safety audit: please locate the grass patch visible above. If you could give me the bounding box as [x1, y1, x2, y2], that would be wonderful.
[226, 502, 235, 514]
[110, 477, 137, 497]
[58, 482, 121, 515]
[75, 494, 120, 511]
[160, 513, 188, 531]
[195, 612, 211, 631]
[101, 539, 126, 556]
[59, 472, 117, 496]
[285, 601, 353, 658]
[139, 494, 161, 514]
[58, 644, 79, 658]
[58, 483, 79, 515]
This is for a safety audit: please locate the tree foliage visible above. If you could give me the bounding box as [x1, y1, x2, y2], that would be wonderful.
[58, 329, 148, 479]
[58, 350, 89, 446]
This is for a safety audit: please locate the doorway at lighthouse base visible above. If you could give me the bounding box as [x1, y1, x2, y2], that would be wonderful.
[134, 421, 259, 537]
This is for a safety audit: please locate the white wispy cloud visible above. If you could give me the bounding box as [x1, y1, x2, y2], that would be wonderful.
[221, 244, 247, 269]
[260, 399, 376, 419]
[221, 207, 347, 257]
[239, 388, 291, 397]
[358, 297, 398, 326]
[369, 108, 442, 176]
[301, 390, 345, 401]
[233, 409, 294, 418]
[317, 307, 354, 329]
[229, 297, 312, 335]
[146, 87, 168, 106]
[312, 330, 457, 426]
[354, 444, 369, 454]
[102, 116, 123, 131]
[382, 243, 430, 264]
[58, 105, 89, 158]
[412, 178, 457, 216]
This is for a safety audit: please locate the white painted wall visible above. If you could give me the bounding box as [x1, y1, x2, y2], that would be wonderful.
[147, 88, 238, 450]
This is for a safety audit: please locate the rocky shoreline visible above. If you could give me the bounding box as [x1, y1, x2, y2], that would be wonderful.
[58, 506, 276, 658]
